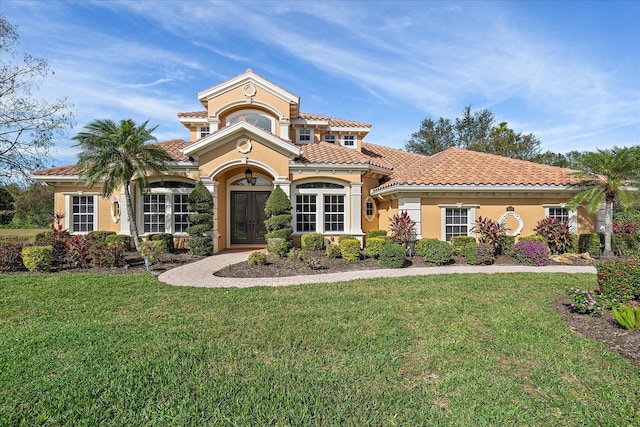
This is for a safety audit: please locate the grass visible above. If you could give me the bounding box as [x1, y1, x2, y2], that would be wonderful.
[0, 228, 49, 242]
[1, 272, 638, 425]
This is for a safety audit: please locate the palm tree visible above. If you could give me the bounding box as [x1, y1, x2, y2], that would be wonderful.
[73, 119, 173, 251]
[568, 146, 640, 258]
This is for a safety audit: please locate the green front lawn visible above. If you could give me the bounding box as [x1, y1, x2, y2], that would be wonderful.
[1, 273, 637, 425]
[0, 228, 49, 242]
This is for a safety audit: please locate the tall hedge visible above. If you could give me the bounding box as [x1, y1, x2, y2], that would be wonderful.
[264, 185, 292, 256]
[186, 181, 213, 256]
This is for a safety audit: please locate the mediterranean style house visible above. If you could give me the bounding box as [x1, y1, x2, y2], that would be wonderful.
[33, 69, 597, 253]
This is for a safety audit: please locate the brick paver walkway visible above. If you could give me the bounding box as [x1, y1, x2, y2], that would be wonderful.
[157, 251, 597, 288]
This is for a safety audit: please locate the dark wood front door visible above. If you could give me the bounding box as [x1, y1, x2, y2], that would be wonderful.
[230, 191, 270, 244]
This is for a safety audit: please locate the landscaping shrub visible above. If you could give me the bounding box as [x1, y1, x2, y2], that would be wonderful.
[140, 240, 164, 266]
[471, 216, 506, 253]
[612, 306, 640, 329]
[367, 229, 387, 238]
[612, 233, 639, 257]
[266, 237, 291, 258]
[0, 242, 25, 271]
[88, 230, 116, 242]
[388, 210, 415, 248]
[568, 287, 604, 316]
[450, 236, 476, 256]
[508, 241, 549, 266]
[326, 243, 341, 259]
[307, 257, 327, 270]
[149, 233, 175, 253]
[338, 235, 358, 243]
[186, 181, 213, 256]
[596, 259, 640, 304]
[264, 185, 293, 256]
[34, 232, 68, 269]
[501, 235, 516, 253]
[89, 242, 124, 268]
[613, 219, 639, 235]
[106, 234, 133, 252]
[365, 236, 386, 259]
[414, 238, 452, 265]
[187, 237, 213, 257]
[379, 242, 406, 268]
[21, 245, 53, 272]
[248, 251, 267, 266]
[301, 233, 325, 251]
[517, 235, 547, 244]
[65, 235, 93, 269]
[578, 233, 601, 257]
[533, 216, 572, 254]
[340, 238, 361, 262]
[464, 242, 496, 265]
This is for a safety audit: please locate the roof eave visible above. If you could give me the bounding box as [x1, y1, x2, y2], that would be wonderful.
[371, 183, 574, 196]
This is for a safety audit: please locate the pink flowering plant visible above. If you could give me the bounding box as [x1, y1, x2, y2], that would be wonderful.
[568, 288, 603, 316]
[507, 241, 549, 266]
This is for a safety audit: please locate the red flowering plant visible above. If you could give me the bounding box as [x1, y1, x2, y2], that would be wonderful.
[470, 216, 507, 254]
[388, 210, 416, 250]
[613, 220, 638, 235]
[533, 216, 572, 255]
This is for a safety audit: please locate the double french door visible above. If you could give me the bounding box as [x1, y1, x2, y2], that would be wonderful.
[230, 191, 270, 244]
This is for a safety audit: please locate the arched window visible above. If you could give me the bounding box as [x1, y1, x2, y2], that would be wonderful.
[226, 110, 275, 132]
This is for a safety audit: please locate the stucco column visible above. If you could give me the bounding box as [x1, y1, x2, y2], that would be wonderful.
[119, 186, 130, 235]
[279, 118, 290, 140]
[350, 182, 364, 245]
[274, 177, 291, 198]
[398, 197, 421, 240]
[209, 117, 220, 132]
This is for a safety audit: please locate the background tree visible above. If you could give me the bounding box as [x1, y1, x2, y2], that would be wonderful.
[0, 186, 14, 225]
[468, 121, 543, 161]
[0, 14, 74, 182]
[73, 119, 172, 251]
[567, 146, 640, 258]
[4, 181, 53, 227]
[186, 181, 214, 256]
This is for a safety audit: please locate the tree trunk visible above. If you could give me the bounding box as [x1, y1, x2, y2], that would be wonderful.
[601, 200, 614, 258]
[124, 183, 141, 252]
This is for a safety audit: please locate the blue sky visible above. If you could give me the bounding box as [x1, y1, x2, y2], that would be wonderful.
[2, 0, 639, 168]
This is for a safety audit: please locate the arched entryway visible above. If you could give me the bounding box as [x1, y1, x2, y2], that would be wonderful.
[228, 170, 273, 245]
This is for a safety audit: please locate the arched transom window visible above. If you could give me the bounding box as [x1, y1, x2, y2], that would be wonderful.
[226, 109, 275, 132]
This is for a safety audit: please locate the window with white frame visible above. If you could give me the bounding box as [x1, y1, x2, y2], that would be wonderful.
[199, 126, 210, 138]
[298, 129, 312, 144]
[226, 110, 274, 132]
[545, 205, 577, 233]
[324, 134, 336, 144]
[294, 182, 347, 233]
[173, 194, 191, 233]
[143, 194, 166, 233]
[141, 181, 196, 234]
[71, 195, 95, 233]
[441, 205, 476, 241]
[342, 135, 355, 147]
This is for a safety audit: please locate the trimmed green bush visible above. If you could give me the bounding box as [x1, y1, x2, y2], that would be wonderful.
[450, 236, 476, 256]
[301, 233, 325, 251]
[501, 235, 516, 253]
[414, 238, 452, 266]
[596, 259, 640, 304]
[365, 236, 386, 258]
[140, 240, 164, 266]
[518, 235, 547, 243]
[106, 234, 133, 252]
[88, 230, 116, 243]
[578, 233, 601, 257]
[188, 237, 213, 257]
[186, 181, 214, 256]
[264, 186, 293, 255]
[248, 251, 267, 266]
[265, 228, 292, 240]
[0, 242, 25, 272]
[464, 242, 496, 265]
[148, 233, 175, 253]
[21, 245, 53, 272]
[367, 229, 387, 238]
[266, 237, 291, 258]
[89, 242, 124, 268]
[339, 238, 361, 262]
[326, 243, 341, 259]
[612, 233, 639, 257]
[379, 243, 406, 268]
[338, 235, 358, 243]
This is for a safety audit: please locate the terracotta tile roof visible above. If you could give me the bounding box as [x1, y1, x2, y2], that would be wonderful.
[298, 112, 371, 128]
[32, 164, 79, 176]
[297, 142, 377, 166]
[375, 147, 581, 189]
[361, 142, 430, 175]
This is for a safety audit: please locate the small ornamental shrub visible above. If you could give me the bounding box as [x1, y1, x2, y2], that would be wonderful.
[106, 234, 133, 252]
[471, 216, 506, 253]
[140, 240, 164, 266]
[534, 216, 572, 254]
[65, 235, 94, 269]
[338, 235, 358, 243]
[612, 233, 639, 257]
[34, 232, 68, 268]
[326, 243, 341, 259]
[0, 242, 26, 272]
[508, 241, 549, 266]
[568, 288, 604, 316]
[266, 237, 291, 258]
[464, 242, 496, 265]
[186, 181, 214, 256]
[365, 236, 386, 259]
[517, 235, 547, 243]
[596, 259, 640, 304]
[578, 233, 601, 257]
[340, 238, 361, 262]
[367, 229, 387, 238]
[388, 210, 416, 248]
[307, 257, 327, 270]
[450, 236, 476, 256]
[248, 251, 267, 266]
[187, 237, 213, 257]
[149, 233, 175, 253]
[301, 233, 325, 251]
[612, 306, 640, 329]
[379, 243, 407, 268]
[414, 239, 452, 266]
[264, 185, 293, 255]
[89, 242, 124, 268]
[613, 211, 640, 233]
[613, 220, 638, 235]
[88, 230, 116, 243]
[502, 235, 516, 253]
[21, 245, 53, 272]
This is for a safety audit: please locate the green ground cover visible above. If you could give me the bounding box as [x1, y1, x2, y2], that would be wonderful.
[0, 228, 48, 242]
[1, 273, 638, 425]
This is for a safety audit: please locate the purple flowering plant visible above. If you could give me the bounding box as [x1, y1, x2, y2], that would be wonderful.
[508, 241, 549, 266]
[568, 288, 603, 316]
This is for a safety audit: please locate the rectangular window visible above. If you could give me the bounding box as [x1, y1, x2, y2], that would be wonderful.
[173, 194, 190, 233]
[295, 194, 317, 232]
[199, 126, 210, 138]
[324, 195, 345, 232]
[71, 195, 94, 233]
[143, 194, 166, 233]
[324, 135, 336, 144]
[342, 135, 355, 147]
[548, 207, 569, 223]
[445, 208, 469, 241]
[298, 129, 312, 144]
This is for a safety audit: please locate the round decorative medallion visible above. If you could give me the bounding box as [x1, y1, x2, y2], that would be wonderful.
[236, 138, 252, 154]
[242, 83, 257, 97]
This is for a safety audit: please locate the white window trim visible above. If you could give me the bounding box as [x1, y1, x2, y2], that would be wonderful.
[324, 134, 336, 144]
[342, 134, 355, 148]
[199, 126, 210, 138]
[543, 204, 577, 234]
[64, 193, 98, 235]
[225, 109, 276, 132]
[293, 183, 350, 234]
[297, 128, 313, 144]
[439, 204, 478, 241]
[139, 186, 195, 236]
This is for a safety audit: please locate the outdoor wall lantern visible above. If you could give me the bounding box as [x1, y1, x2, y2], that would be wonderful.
[245, 168, 256, 186]
[506, 205, 515, 212]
